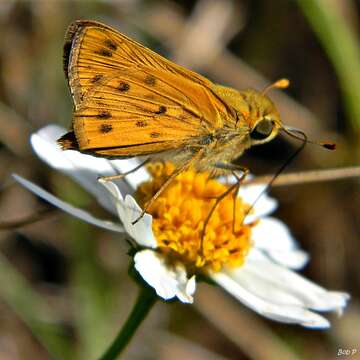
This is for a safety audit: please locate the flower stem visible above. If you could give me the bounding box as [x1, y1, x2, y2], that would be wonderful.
[98, 287, 157, 360]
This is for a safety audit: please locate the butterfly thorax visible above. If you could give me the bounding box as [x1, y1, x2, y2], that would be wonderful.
[184, 86, 283, 172]
[212, 85, 281, 130]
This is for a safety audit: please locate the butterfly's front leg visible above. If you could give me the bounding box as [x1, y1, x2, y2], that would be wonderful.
[131, 149, 206, 225]
[206, 162, 249, 235]
[99, 158, 151, 182]
[216, 161, 249, 188]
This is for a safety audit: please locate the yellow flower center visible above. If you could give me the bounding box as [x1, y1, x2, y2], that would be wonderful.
[135, 163, 254, 273]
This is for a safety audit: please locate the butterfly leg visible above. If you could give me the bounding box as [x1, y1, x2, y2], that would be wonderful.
[99, 158, 151, 182]
[200, 164, 249, 256]
[200, 180, 238, 253]
[215, 163, 249, 233]
[229, 166, 249, 233]
[131, 150, 205, 225]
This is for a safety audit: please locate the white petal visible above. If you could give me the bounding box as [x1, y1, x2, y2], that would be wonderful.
[265, 249, 309, 270]
[13, 174, 124, 233]
[218, 177, 277, 221]
[238, 185, 278, 223]
[134, 250, 195, 303]
[229, 253, 350, 312]
[109, 158, 151, 189]
[252, 217, 295, 250]
[30, 125, 140, 214]
[251, 217, 309, 269]
[186, 276, 196, 298]
[211, 272, 331, 329]
[99, 180, 157, 248]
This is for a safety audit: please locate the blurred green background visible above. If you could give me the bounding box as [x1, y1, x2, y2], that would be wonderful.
[0, 0, 359, 359]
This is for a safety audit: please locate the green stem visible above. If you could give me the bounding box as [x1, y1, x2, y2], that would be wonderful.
[297, 0, 360, 135]
[98, 287, 157, 360]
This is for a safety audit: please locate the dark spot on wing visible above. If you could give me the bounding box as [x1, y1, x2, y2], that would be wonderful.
[144, 75, 156, 86]
[136, 120, 148, 127]
[118, 82, 130, 92]
[99, 124, 113, 133]
[91, 74, 103, 83]
[155, 106, 167, 115]
[97, 111, 112, 119]
[95, 49, 112, 57]
[104, 39, 117, 50]
[150, 132, 161, 138]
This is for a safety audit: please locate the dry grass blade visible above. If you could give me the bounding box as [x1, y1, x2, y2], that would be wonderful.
[0, 208, 55, 230]
[244, 166, 360, 187]
[154, 331, 229, 360]
[195, 286, 301, 360]
[172, 0, 243, 69]
[0, 102, 32, 157]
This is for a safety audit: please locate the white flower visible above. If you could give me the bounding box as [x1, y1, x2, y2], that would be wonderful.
[14, 125, 350, 329]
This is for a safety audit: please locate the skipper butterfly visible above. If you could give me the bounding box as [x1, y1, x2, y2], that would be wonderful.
[59, 20, 333, 222]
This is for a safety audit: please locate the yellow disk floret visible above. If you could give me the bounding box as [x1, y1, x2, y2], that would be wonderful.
[135, 162, 254, 273]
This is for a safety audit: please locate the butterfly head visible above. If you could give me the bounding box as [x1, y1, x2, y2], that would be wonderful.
[235, 79, 291, 147]
[240, 78, 336, 152]
[240, 89, 282, 147]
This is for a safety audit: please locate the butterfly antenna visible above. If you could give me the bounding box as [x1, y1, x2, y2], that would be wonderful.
[262, 78, 290, 95]
[282, 126, 336, 150]
[243, 126, 336, 220]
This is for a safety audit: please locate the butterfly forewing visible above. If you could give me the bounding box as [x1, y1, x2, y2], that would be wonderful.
[65, 21, 211, 106]
[64, 20, 233, 157]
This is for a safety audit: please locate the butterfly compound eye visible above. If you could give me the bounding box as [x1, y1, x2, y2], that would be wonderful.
[250, 119, 274, 141]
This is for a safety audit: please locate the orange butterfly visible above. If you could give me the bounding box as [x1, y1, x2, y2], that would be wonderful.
[59, 20, 333, 221]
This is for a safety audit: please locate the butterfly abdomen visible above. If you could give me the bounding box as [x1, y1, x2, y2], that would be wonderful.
[57, 131, 79, 150]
